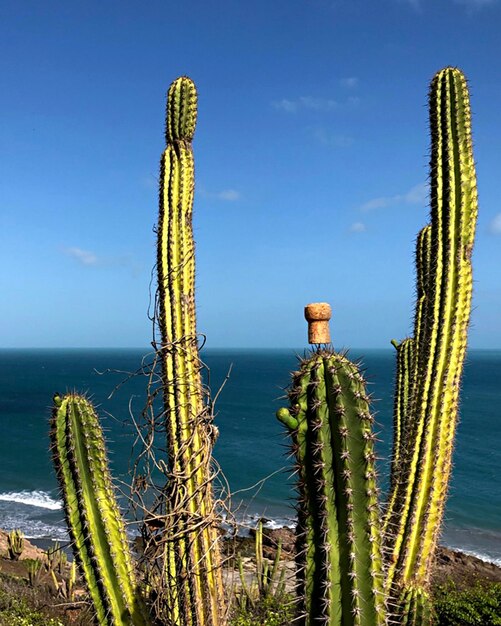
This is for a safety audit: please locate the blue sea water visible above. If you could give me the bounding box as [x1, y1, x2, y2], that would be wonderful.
[0, 347, 499, 565]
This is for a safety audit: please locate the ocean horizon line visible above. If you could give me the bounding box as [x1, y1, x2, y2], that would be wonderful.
[2, 346, 501, 352]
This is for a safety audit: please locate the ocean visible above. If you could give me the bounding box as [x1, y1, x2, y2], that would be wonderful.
[0, 347, 499, 565]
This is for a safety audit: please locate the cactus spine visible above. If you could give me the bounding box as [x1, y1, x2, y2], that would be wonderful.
[156, 76, 225, 625]
[383, 67, 478, 614]
[277, 350, 386, 626]
[51, 393, 149, 626]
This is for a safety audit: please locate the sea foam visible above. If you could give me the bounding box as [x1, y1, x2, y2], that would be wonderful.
[0, 490, 62, 511]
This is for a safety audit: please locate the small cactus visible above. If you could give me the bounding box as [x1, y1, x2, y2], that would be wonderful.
[51, 393, 150, 626]
[26, 558, 43, 587]
[236, 521, 287, 610]
[7, 529, 24, 561]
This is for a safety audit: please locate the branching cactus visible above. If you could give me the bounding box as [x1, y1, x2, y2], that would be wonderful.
[277, 305, 387, 626]
[278, 67, 478, 626]
[51, 393, 150, 626]
[153, 76, 225, 625]
[382, 66, 478, 619]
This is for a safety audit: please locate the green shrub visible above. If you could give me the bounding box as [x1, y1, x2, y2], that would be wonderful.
[434, 581, 501, 625]
[0, 585, 64, 626]
[230, 594, 295, 626]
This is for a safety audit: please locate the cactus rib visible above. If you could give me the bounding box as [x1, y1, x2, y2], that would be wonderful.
[51, 393, 149, 626]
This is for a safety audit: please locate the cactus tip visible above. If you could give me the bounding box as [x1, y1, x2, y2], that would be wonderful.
[166, 75, 198, 143]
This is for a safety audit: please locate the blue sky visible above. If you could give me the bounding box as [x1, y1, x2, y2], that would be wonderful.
[1, 0, 500, 348]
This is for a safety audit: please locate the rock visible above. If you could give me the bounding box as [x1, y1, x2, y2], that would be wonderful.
[431, 545, 501, 590]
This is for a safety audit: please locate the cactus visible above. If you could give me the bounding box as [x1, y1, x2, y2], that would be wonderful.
[7, 529, 24, 561]
[388, 337, 414, 492]
[46, 541, 67, 575]
[51, 393, 150, 626]
[382, 67, 478, 619]
[277, 350, 386, 626]
[154, 75, 225, 625]
[49, 76, 224, 626]
[236, 521, 287, 611]
[26, 558, 43, 587]
[278, 67, 477, 626]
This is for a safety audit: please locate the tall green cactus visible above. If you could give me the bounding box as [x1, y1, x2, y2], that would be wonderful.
[155, 76, 225, 626]
[277, 351, 386, 626]
[51, 393, 150, 626]
[382, 67, 478, 617]
[50, 76, 225, 626]
[278, 66, 477, 626]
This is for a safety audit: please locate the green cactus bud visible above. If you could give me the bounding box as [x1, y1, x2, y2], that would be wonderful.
[166, 76, 198, 143]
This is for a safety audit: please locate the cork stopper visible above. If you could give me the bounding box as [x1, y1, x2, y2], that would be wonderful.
[305, 302, 332, 344]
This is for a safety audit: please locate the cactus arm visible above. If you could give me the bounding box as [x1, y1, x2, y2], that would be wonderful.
[413, 225, 432, 379]
[51, 394, 149, 626]
[387, 338, 414, 494]
[383, 67, 478, 600]
[157, 76, 225, 625]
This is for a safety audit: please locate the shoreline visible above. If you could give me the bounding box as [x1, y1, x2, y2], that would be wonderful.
[10, 524, 501, 591]
[227, 526, 501, 591]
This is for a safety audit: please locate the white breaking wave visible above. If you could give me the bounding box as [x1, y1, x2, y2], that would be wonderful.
[0, 490, 62, 511]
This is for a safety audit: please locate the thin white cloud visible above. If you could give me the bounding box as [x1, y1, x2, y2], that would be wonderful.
[340, 77, 359, 89]
[272, 99, 299, 113]
[65, 247, 98, 266]
[312, 128, 354, 147]
[272, 95, 361, 114]
[200, 188, 241, 202]
[272, 96, 339, 113]
[63, 247, 142, 276]
[489, 213, 501, 234]
[350, 222, 367, 233]
[360, 183, 428, 211]
[216, 189, 241, 201]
